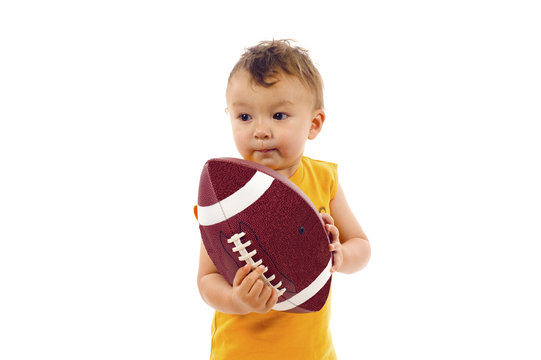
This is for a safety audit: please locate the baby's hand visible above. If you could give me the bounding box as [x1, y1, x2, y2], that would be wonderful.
[231, 264, 279, 314]
[321, 213, 343, 273]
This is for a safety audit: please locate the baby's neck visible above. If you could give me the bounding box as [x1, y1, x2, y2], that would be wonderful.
[276, 161, 302, 179]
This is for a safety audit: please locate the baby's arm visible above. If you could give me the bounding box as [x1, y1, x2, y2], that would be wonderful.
[197, 241, 279, 314]
[324, 184, 371, 274]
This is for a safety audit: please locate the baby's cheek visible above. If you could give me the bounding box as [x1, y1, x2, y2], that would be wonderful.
[232, 133, 250, 154]
[285, 141, 305, 158]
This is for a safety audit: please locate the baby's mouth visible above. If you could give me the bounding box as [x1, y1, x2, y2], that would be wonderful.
[256, 148, 277, 153]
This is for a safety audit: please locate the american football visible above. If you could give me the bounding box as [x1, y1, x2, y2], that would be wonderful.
[197, 157, 332, 313]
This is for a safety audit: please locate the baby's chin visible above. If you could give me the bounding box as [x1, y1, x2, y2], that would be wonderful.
[249, 150, 279, 163]
[248, 156, 279, 169]
[246, 153, 300, 178]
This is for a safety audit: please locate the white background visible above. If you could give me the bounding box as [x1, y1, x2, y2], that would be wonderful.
[1, 1, 540, 359]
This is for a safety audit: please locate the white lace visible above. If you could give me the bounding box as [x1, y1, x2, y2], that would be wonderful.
[227, 232, 287, 296]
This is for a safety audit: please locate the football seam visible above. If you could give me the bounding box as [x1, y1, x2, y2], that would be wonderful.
[227, 232, 287, 296]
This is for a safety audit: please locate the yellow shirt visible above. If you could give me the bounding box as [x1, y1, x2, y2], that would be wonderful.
[209, 156, 338, 360]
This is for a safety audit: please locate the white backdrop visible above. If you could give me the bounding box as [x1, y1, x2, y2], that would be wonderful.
[1, 1, 540, 359]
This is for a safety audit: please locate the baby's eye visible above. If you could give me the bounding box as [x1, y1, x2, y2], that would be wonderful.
[239, 114, 252, 121]
[273, 113, 288, 120]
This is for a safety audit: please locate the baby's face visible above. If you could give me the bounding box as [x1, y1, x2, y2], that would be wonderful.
[226, 69, 324, 178]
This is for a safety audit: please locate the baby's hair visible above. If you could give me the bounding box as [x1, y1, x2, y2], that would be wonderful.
[229, 39, 324, 109]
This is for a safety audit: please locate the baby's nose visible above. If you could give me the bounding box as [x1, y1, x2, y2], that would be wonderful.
[254, 129, 270, 140]
[253, 121, 271, 139]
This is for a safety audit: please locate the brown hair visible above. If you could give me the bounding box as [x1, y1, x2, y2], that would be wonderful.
[229, 39, 324, 109]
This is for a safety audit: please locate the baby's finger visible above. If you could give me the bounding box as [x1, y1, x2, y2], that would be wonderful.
[240, 265, 266, 290]
[330, 237, 344, 272]
[326, 224, 340, 241]
[232, 264, 251, 288]
[264, 287, 279, 308]
[321, 213, 334, 226]
[258, 283, 274, 301]
[249, 278, 265, 297]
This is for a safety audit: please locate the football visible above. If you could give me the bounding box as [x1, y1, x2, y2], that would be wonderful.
[197, 157, 332, 313]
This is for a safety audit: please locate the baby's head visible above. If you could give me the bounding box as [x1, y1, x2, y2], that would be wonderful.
[228, 39, 324, 110]
[226, 40, 326, 177]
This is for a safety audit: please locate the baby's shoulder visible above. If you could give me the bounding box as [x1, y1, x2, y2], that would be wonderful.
[302, 156, 338, 176]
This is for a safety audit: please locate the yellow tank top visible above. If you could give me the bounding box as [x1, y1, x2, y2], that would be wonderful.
[209, 156, 338, 360]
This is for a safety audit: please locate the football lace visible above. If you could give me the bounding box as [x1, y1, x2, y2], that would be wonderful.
[227, 232, 287, 296]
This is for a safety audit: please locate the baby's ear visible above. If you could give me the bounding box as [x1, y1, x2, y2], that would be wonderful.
[308, 110, 326, 140]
